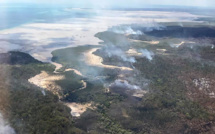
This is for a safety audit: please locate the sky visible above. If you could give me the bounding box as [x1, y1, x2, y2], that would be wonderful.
[0, 0, 215, 8]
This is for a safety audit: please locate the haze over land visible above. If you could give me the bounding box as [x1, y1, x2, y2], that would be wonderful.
[0, 1, 215, 134]
[0, 8, 203, 61]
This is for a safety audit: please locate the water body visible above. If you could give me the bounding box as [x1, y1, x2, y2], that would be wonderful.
[0, 4, 97, 30]
[0, 5, 203, 62]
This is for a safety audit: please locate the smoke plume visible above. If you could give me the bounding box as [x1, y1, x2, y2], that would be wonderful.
[109, 26, 143, 35]
[103, 45, 136, 63]
[0, 113, 15, 134]
[140, 49, 154, 61]
[110, 79, 141, 90]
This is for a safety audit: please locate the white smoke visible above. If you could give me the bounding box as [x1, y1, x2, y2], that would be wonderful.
[139, 21, 166, 32]
[109, 26, 143, 35]
[111, 79, 141, 90]
[0, 113, 15, 134]
[104, 45, 136, 63]
[140, 49, 154, 61]
[41, 90, 46, 96]
[108, 22, 165, 37]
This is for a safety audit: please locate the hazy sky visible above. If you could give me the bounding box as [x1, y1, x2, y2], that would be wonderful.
[1, 0, 215, 8]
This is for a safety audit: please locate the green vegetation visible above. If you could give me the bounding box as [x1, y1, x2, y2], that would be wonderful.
[1, 22, 215, 134]
[0, 52, 84, 134]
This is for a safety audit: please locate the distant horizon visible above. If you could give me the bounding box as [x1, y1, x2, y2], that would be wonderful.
[0, 3, 215, 10]
[1, 0, 215, 8]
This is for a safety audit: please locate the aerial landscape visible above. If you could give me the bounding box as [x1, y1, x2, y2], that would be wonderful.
[0, 0, 215, 134]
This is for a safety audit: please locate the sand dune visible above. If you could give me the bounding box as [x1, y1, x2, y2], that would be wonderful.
[28, 71, 64, 97]
[85, 48, 133, 71]
[126, 48, 142, 56]
[65, 103, 94, 117]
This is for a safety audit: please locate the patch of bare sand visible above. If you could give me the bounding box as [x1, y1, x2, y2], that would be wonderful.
[156, 49, 169, 55]
[171, 41, 195, 48]
[84, 48, 133, 71]
[132, 90, 148, 98]
[28, 68, 90, 117]
[28, 71, 64, 97]
[126, 48, 142, 56]
[65, 103, 94, 117]
[51, 61, 84, 76]
[130, 39, 160, 45]
[65, 68, 83, 76]
[173, 41, 185, 48]
[51, 62, 63, 73]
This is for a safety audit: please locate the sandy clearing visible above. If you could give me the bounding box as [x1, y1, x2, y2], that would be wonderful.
[129, 39, 160, 45]
[51, 62, 63, 73]
[171, 41, 195, 48]
[65, 103, 94, 117]
[156, 49, 169, 55]
[173, 41, 185, 48]
[156, 49, 167, 52]
[84, 48, 133, 71]
[126, 48, 142, 56]
[65, 68, 83, 76]
[28, 69, 90, 117]
[28, 71, 64, 97]
[70, 80, 87, 93]
[51, 61, 84, 76]
[132, 90, 148, 98]
[28, 63, 89, 117]
[78, 80, 87, 91]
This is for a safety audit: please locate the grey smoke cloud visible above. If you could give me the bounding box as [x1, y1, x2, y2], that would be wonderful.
[104, 45, 136, 63]
[109, 26, 143, 35]
[140, 49, 154, 61]
[0, 113, 15, 134]
[109, 22, 164, 35]
[111, 79, 141, 90]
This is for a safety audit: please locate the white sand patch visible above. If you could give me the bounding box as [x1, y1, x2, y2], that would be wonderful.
[142, 41, 160, 45]
[28, 71, 64, 97]
[51, 61, 84, 76]
[79, 80, 87, 91]
[132, 90, 148, 98]
[156, 49, 169, 55]
[51, 62, 63, 73]
[28, 69, 89, 117]
[65, 103, 94, 117]
[171, 41, 195, 48]
[130, 39, 160, 45]
[156, 49, 167, 52]
[65, 68, 83, 76]
[171, 41, 185, 48]
[126, 49, 142, 56]
[84, 48, 133, 71]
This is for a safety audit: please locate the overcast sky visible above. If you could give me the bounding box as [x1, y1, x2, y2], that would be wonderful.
[1, 0, 215, 8]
